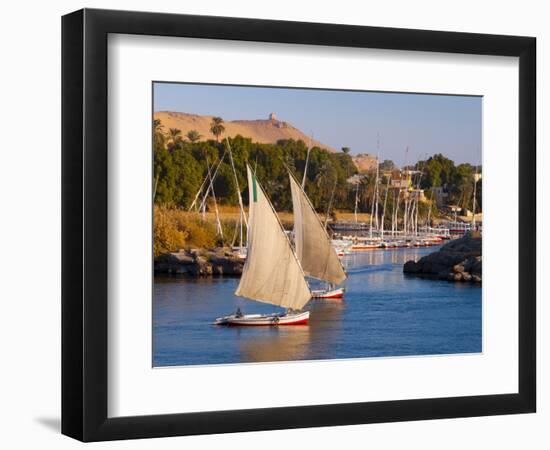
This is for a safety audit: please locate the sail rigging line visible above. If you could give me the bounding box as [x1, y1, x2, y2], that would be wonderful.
[426, 188, 434, 227]
[224, 138, 248, 228]
[374, 134, 380, 231]
[302, 133, 313, 188]
[472, 165, 478, 230]
[204, 156, 224, 238]
[369, 173, 376, 238]
[353, 180, 360, 223]
[324, 178, 338, 229]
[152, 172, 160, 202]
[413, 162, 425, 236]
[188, 149, 227, 212]
[380, 175, 390, 238]
[197, 156, 217, 216]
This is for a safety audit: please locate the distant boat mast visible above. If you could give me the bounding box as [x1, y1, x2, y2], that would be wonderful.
[302, 133, 313, 188]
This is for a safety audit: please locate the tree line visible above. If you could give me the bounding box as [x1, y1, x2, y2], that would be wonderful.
[153, 117, 358, 212]
[153, 117, 481, 215]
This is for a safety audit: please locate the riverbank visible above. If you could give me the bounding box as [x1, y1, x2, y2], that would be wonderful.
[154, 247, 245, 276]
[403, 232, 482, 283]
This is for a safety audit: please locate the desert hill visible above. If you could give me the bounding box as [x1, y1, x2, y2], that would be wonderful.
[154, 111, 336, 152]
[353, 153, 378, 173]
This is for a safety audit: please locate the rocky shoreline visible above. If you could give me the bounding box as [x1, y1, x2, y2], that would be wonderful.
[403, 232, 482, 283]
[154, 248, 245, 276]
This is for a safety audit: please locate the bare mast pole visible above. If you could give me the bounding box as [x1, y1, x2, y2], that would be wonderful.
[374, 133, 380, 232]
[472, 165, 478, 231]
[153, 172, 160, 202]
[354, 181, 359, 223]
[324, 178, 338, 229]
[426, 189, 434, 229]
[224, 138, 249, 252]
[189, 151, 226, 212]
[302, 133, 313, 188]
[205, 157, 223, 238]
[402, 146, 410, 236]
[380, 175, 390, 239]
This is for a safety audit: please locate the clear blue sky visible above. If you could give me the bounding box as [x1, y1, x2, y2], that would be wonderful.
[153, 82, 481, 167]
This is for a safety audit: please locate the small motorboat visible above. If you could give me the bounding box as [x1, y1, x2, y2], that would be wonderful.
[215, 310, 310, 326]
[311, 287, 345, 299]
[350, 242, 380, 251]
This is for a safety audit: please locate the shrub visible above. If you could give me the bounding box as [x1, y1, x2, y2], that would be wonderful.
[153, 207, 187, 256]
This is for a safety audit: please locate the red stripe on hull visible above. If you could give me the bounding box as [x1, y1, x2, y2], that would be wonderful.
[225, 318, 309, 326]
[315, 293, 344, 299]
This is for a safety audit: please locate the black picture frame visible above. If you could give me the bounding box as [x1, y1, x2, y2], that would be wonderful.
[62, 8, 536, 442]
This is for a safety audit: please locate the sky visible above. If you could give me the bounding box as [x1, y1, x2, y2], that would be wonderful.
[153, 82, 482, 167]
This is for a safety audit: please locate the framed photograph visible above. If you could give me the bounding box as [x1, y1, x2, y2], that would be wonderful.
[62, 8, 536, 442]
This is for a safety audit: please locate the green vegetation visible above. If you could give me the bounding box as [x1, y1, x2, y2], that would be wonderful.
[154, 206, 247, 255]
[415, 154, 482, 211]
[153, 119, 358, 212]
[152, 119, 481, 253]
[379, 159, 396, 171]
[209, 116, 225, 142]
[186, 129, 202, 143]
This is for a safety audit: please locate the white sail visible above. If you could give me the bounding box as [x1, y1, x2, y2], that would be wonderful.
[235, 166, 311, 310]
[289, 173, 347, 285]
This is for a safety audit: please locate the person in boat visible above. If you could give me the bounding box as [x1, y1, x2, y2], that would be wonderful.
[235, 307, 243, 318]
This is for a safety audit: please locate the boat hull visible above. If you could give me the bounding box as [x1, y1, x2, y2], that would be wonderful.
[215, 311, 310, 326]
[311, 287, 345, 299]
[350, 244, 380, 251]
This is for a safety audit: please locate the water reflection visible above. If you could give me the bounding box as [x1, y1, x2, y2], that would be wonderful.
[239, 300, 344, 363]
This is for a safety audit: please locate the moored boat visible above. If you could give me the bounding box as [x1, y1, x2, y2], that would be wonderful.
[350, 240, 381, 251]
[289, 172, 347, 300]
[311, 287, 345, 299]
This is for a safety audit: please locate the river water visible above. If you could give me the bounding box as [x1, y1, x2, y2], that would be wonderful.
[153, 246, 481, 367]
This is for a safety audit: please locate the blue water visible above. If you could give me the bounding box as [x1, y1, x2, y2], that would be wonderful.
[153, 246, 481, 367]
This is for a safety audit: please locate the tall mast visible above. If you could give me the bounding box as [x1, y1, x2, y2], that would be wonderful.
[402, 146, 410, 235]
[225, 138, 248, 228]
[374, 133, 380, 232]
[189, 150, 226, 212]
[324, 178, 337, 229]
[369, 175, 375, 238]
[205, 157, 223, 238]
[414, 162, 423, 236]
[472, 165, 478, 231]
[153, 172, 159, 202]
[426, 189, 434, 228]
[380, 175, 390, 238]
[302, 133, 313, 188]
[354, 180, 360, 223]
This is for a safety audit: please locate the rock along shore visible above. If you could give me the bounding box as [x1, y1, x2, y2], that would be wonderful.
[403, 232, 482, 283]
[154, 248, 244, 277]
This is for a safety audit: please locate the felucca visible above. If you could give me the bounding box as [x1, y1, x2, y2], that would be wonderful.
[215, 166, 311, 326]
[288, 171, 347, 299]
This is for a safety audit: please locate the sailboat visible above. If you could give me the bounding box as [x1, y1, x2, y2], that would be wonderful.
[288, 172, 347, 299]
[215, 166, 312, 326]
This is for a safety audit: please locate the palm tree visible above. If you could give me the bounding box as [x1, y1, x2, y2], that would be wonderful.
[210, 117, 225, 142]
[153, 119, 165, 147]
[167, 128, 183, 150]
[186, 129, 202, 143]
